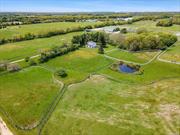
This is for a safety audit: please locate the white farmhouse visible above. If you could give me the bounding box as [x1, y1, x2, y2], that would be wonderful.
[87, 41, 97, 48]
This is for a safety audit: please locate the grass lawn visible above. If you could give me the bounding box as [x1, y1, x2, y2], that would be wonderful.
[0, 32, 82, 61]
[42, 75, 180, 135]
[0, 67, 60, 131]
[160, 41, 180, 62]
[0, 22, 101, 39]
[106, 49, 159, 63]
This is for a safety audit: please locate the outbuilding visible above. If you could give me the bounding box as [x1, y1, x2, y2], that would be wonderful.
[87, 41, 97, 48]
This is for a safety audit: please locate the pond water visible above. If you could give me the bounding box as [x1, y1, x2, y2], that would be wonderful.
[119, 64, 137, 73]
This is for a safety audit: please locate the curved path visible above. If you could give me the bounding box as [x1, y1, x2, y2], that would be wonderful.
[157, 50, 180, 65]
[104, 49, 162, 66]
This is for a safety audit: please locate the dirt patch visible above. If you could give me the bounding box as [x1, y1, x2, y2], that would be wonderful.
[0, 117, 13, 135]
[157, 104, 180, 121]
[68, 75, 109, 89]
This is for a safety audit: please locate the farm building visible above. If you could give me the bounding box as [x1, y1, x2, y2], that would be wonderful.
[87, 41, 97, 48]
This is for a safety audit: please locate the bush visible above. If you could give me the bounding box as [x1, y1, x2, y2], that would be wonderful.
[156, 19, 173, 27]
[136, 28, 147, 34]
[7, 63, 21, 72]
[29, 59, 37, 66]
[113, 27, 120, 32]
[25, 56, 30, 62]
[56, 69, 67, 78]
[0, 61, 8, 71]
[120, 28, 127, 34]
[98, 46, 104, 54]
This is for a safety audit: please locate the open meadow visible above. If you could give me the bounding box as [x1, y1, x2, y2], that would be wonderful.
[0, 22, 101, 39]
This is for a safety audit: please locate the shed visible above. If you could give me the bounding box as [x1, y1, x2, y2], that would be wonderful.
[87, 41, 97, 48]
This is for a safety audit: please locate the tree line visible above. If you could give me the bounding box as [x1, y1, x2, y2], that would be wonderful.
[156, 16, 180, 27]
[0, 21, 126, 45]
[1, 14, 176, 45]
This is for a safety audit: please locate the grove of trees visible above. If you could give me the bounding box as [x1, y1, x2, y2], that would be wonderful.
[110, 32, 177, 51]
[72, 32, 108, 48]
[156, 19, 173, 27]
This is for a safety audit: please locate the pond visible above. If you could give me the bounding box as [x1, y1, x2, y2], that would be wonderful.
[119, 64, 137, 73]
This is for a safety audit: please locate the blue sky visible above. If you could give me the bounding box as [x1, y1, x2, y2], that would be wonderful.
[0, 0, 180, 12]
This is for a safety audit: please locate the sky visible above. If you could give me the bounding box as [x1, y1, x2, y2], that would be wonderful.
[0, 0, 180, 12]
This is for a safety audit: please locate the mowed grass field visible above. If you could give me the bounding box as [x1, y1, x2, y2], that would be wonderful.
[0, 22, 101, 39]
[0, 32, 82, 61]
[0, 67, 61, 134]
[160, 41, 180, 62]
[106, 49, 159, 64]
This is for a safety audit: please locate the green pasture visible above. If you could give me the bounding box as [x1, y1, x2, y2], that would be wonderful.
[41, 48, 113, 85]
[0, 67, 61, 134]
[42, 75, 180, 135]
[0, 20, 180, 135]
[0, 22, 100, 39]
[0, 32, 82, 61]
[106, 49, 159, 63]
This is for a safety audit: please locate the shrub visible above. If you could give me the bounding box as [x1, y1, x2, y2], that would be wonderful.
[120, 28, 127, 34]
[136, 28, 147, 34]
[113, 27, 120, 32]
[7, 63, 21, 72]
[29, 59, 37, 66]
[0, 61, 8, 71]
[156, 19, 173, 27]
[98, 45, 104, 54]
[25, 56, 30, 62]
[56, 69, 67, 78]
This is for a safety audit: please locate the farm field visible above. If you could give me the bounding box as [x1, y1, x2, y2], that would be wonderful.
[0, 32, 82, 61]
[0, 13, 180, 135]
[0, 22, 101, 39]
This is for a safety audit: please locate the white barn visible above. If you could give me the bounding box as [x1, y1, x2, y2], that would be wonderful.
[87, 41, 97, 48]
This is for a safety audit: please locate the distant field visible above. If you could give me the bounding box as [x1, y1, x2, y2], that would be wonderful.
[0, 22, 101, 39]
[0, 32, 82, 61]
[106, 49, 159, 63]
[0, 67, 60, 130]
[120, 20, 180, 34]
[160, 41, 180, 62]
